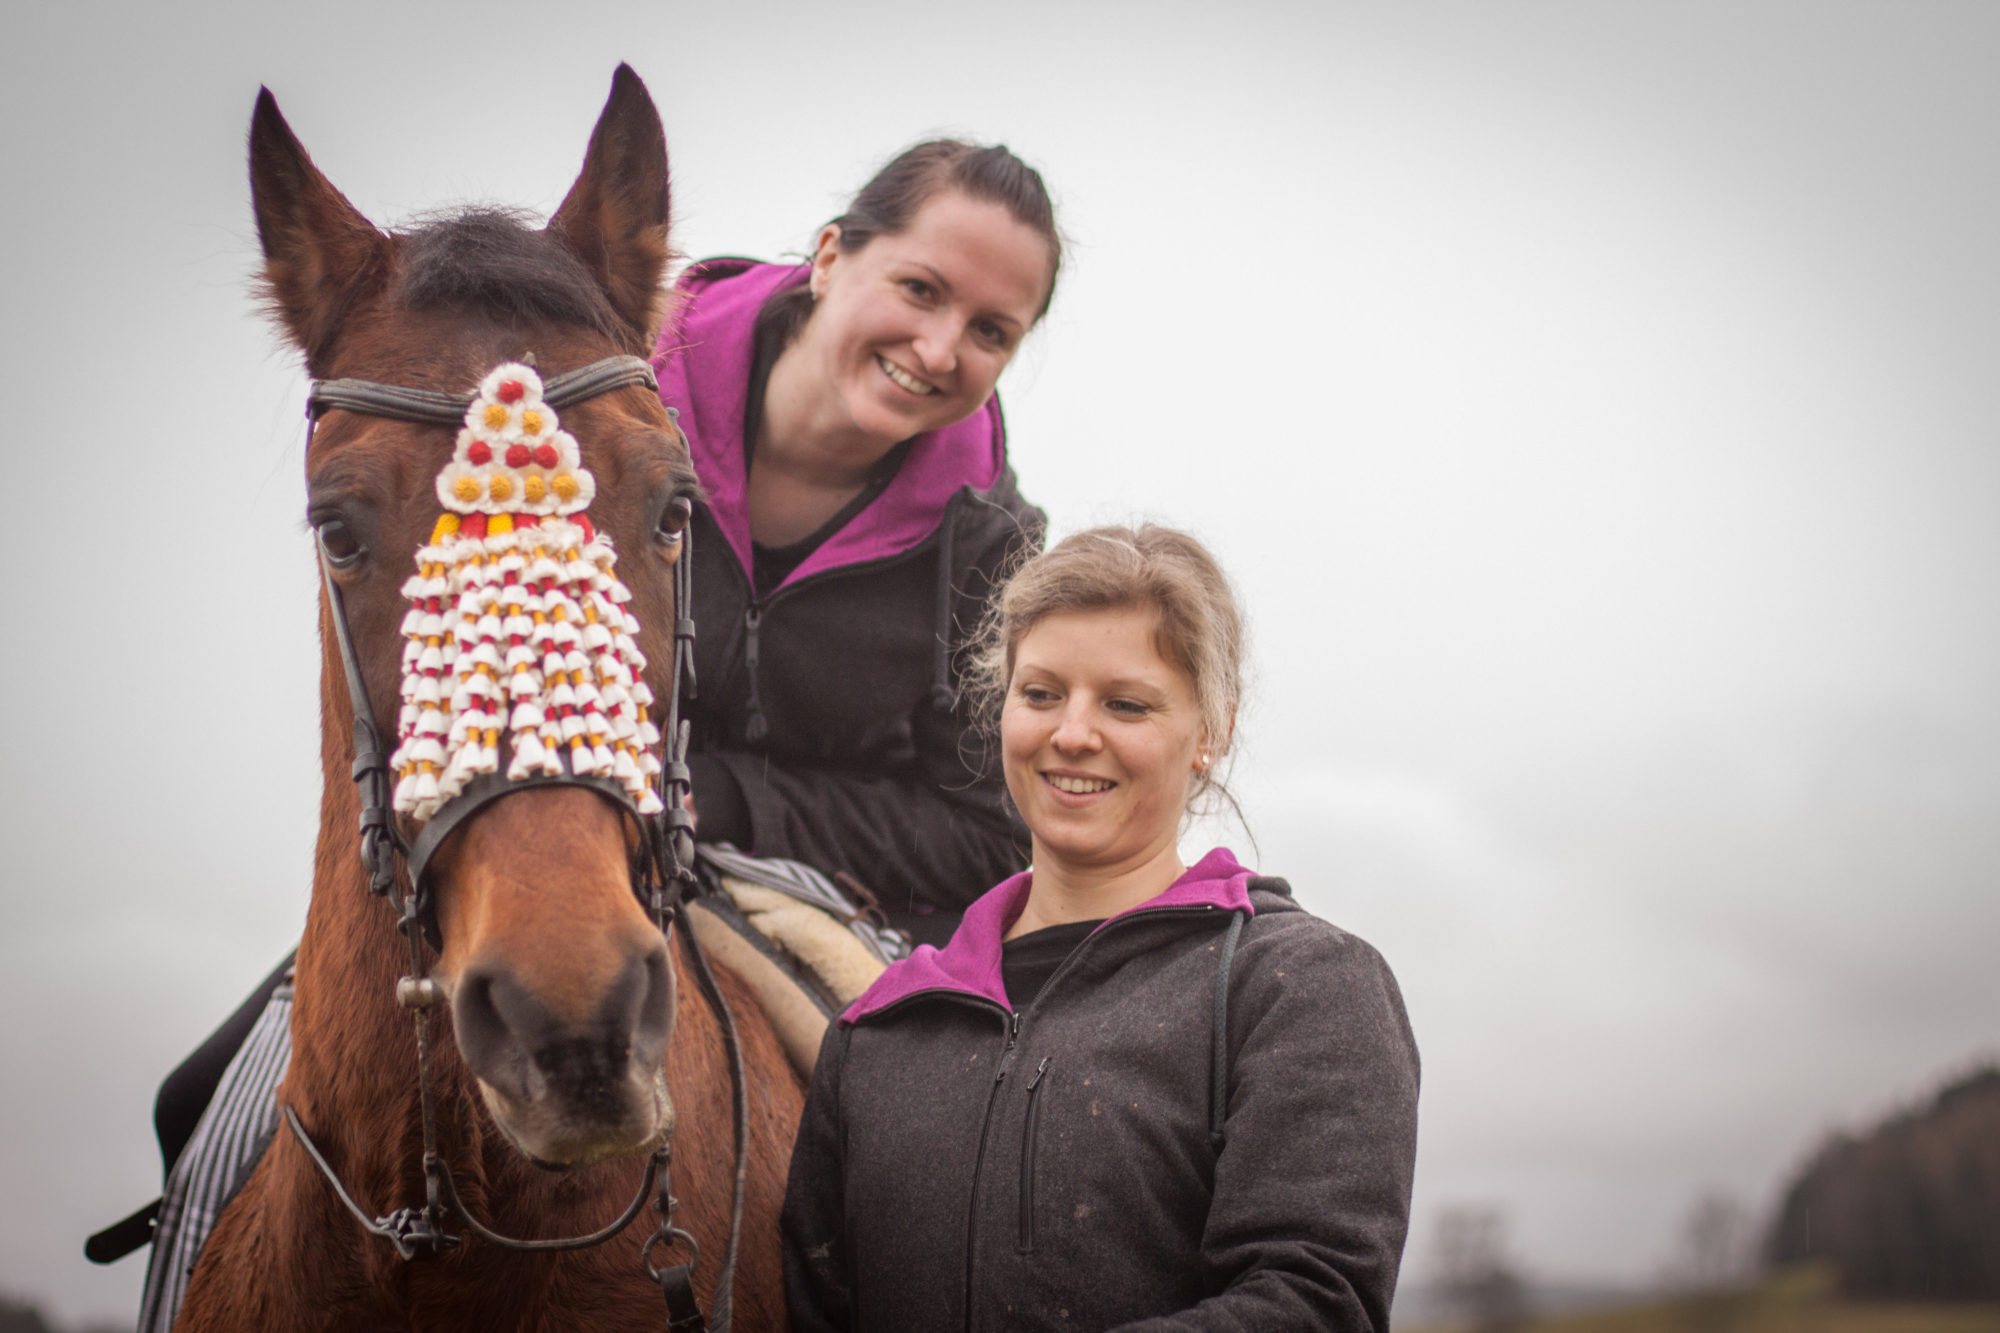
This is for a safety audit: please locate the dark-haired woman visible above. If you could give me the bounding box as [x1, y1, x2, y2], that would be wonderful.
[122, 140, 1062, 1331]
[783, 526, 1421, 1332]
[665, 140, 1060, 940]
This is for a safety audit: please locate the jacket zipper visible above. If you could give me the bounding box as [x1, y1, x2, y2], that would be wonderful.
[963, 1009, 1020, 1333]
[1017, 1055, 1052, 1252]
[724, 537, 944, 747]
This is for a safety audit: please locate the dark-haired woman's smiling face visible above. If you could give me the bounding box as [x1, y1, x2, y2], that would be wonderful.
[799, 190, 1049, 455]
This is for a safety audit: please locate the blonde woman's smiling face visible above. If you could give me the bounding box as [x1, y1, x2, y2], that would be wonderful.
[1001, 605, 1206, 879]
[800, 190, 1049, 454]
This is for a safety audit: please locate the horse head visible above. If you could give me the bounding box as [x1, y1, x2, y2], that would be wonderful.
[254, 66, 697, 1170]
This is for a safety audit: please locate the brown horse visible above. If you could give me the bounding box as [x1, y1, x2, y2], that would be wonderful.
[174, 67, 803, 1331]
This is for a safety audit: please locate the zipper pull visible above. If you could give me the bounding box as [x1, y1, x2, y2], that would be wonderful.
[742, 606, 769, 743]
[1027, 1056, 1051, 1090]
[995, 1012, 1021, 1083]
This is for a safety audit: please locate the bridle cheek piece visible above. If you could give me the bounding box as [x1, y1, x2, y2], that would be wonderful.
[294, 355, 746, 1333]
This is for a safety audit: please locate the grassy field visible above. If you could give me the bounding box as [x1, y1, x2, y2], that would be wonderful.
[1407, 1269, 2000, 1333]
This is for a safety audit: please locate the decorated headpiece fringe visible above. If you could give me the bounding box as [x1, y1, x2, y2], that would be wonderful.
[388, 363, 663, 821]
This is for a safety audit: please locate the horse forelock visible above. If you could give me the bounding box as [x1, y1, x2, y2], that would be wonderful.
[393, 208, 626, 341]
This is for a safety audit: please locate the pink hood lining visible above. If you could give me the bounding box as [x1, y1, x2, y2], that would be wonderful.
[842, 848, 1257, 1022]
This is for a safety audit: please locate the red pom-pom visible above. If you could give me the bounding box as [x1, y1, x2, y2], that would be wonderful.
[576, 515, 596, 543]
[505, 444, 532, 468]
[497, 379, 526, 404]
[532, 443, 559, 469]
[467, 441, 493, 465]
[462, 513, 488, 539]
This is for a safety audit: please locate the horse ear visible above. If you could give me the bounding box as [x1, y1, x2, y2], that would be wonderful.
[249, 88, 391, 373]
[548, 64, 672, 353]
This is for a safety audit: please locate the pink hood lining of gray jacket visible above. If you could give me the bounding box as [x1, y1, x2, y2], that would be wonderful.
[842, 847, 1258, 1022]
[650, 259, 1009, 591]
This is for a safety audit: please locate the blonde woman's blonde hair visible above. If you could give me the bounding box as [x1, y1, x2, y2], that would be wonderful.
[968, 524, 1246, 808]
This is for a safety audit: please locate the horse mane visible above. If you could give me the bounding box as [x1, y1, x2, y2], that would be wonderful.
[393, 207, 627, 338]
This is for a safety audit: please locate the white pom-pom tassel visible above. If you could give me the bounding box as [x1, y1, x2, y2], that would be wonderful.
[508, 730, 547, 780]
[612, 749, 640, 783]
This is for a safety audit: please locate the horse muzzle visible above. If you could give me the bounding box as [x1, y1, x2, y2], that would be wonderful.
[449, 935, 677, 1168]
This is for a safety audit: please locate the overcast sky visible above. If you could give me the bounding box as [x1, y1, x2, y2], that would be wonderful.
[4, 1, 1997, 1324]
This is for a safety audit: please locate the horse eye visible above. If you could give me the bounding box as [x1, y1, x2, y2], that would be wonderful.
[316, 518, 365, 567]
[656, 495, 691, 547]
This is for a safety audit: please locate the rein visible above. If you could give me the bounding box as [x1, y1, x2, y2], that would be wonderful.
[291, 354, 749, 1332]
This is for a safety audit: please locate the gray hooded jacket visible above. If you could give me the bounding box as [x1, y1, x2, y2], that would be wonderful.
[782, 848, 1421, 1332]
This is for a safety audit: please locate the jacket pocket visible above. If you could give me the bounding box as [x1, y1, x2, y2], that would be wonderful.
[1017, 1056, 1052, 1253]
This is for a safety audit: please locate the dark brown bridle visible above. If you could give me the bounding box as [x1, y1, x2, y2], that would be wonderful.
[296, 353, 747, 1333]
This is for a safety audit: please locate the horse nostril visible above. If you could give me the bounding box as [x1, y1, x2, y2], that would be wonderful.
[452, 967, 543, 1107]
[625, 938, 676, 1074]
[590, 936, 676, 1074]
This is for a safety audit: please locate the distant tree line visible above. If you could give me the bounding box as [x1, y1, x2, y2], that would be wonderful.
[0, 1293, 122, 1333]
[1764, 1062, 2000, 1299]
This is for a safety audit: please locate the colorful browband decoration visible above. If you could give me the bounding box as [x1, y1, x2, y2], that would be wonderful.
[389, 363, 664, 821]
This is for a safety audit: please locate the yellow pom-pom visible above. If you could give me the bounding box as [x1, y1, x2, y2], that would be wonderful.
[522, 410, 544, 435]
[552, 474, 580, 502]
[490, 513, 514, 535]
[430, 513, 461, 543]
[489, 474, 515, 502]
[484, 403, 510, 430]
[523, 474, 547, 503]
[452, 476, 482, 503]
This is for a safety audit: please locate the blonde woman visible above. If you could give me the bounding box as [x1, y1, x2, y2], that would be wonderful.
[783, 525, 1421, 1331]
